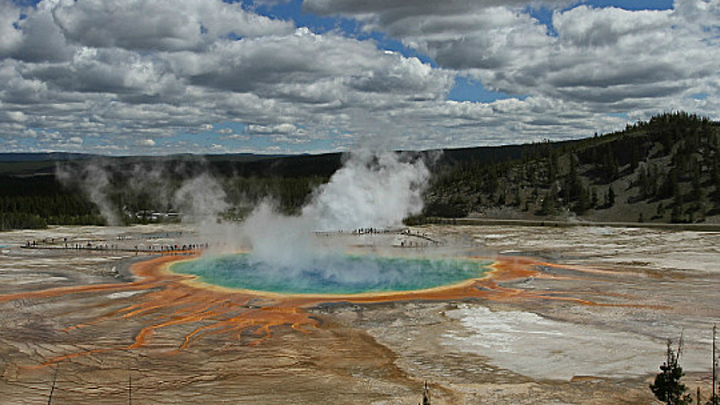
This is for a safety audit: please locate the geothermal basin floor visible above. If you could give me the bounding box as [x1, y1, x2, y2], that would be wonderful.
[1, 224, 720, 404]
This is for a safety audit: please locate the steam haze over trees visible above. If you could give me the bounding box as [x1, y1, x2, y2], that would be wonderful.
[2, 112, 720, 230]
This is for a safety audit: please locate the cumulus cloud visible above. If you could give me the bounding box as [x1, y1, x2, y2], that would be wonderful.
[303, 0, 572, 22]
[247, 123, 300, 135]
[0, 0, 462, 153]
[533, 5, 717, 107]
[3, 110, 27, 122]
[52, 0, 294, 52]
[306, 0, 720, 119]
[2, 0, 72, 62]
[1, 0, 719, 154]
[135, 138, 156, 147]
[0, 0, 24, 57]
[169, 27, 453, 103]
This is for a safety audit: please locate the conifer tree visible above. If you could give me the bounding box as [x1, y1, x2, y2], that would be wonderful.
[606, 185, 616, 207]
[419, 381, 431, 405]
[708, 325, 719, 405]
[650, 338, 692, 405]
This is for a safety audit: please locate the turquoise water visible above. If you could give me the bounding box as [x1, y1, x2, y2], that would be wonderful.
[171, 253, 490, 295]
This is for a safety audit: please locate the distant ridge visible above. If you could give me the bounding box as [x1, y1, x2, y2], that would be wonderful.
[0, 143, 532, 166]
[0, 145, 529, 178]
[0, 152, 291, 163]
[0, 152, 98, 162]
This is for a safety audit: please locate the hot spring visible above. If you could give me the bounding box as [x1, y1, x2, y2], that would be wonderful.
[171, 253, 491, 295]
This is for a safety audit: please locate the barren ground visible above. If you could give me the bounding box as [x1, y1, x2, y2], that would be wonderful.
[1, 224, 719, 404]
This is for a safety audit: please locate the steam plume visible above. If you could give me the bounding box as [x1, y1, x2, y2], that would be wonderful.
[56, 158, 229, 226]
[304, 150, 430, 231]
[55, 150, 433, 270]
[237, 151, 431, 265]
[56, 160, 121, 226]
[174, 173, 229, 225]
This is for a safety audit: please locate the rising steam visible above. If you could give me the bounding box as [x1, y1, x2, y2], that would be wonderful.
[174, 173, 229, 225]
[237, 150, 432, 266]
[56, 160, 122, 226]
[55, 158, 229, 227]
[56, 150, 434, 273]
[304, 150, 430, 232]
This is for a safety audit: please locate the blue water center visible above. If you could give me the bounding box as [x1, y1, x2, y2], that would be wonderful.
[171, 253, 491, 295]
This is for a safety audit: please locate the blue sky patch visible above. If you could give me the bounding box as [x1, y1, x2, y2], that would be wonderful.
[448, 77, 520, 103]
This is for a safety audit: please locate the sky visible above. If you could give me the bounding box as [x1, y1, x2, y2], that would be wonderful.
[0, 0, 718, 155]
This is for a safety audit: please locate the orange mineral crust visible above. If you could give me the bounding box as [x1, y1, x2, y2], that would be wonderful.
[0, 251, 636, 370]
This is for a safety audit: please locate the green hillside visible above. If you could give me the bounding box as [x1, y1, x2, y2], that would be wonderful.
[423, 112, 720, 224]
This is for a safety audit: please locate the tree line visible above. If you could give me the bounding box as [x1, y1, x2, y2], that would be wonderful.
[421, 111, 720, 223]
[1, 111, 719, 230]
[0, 172, 327, 230]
